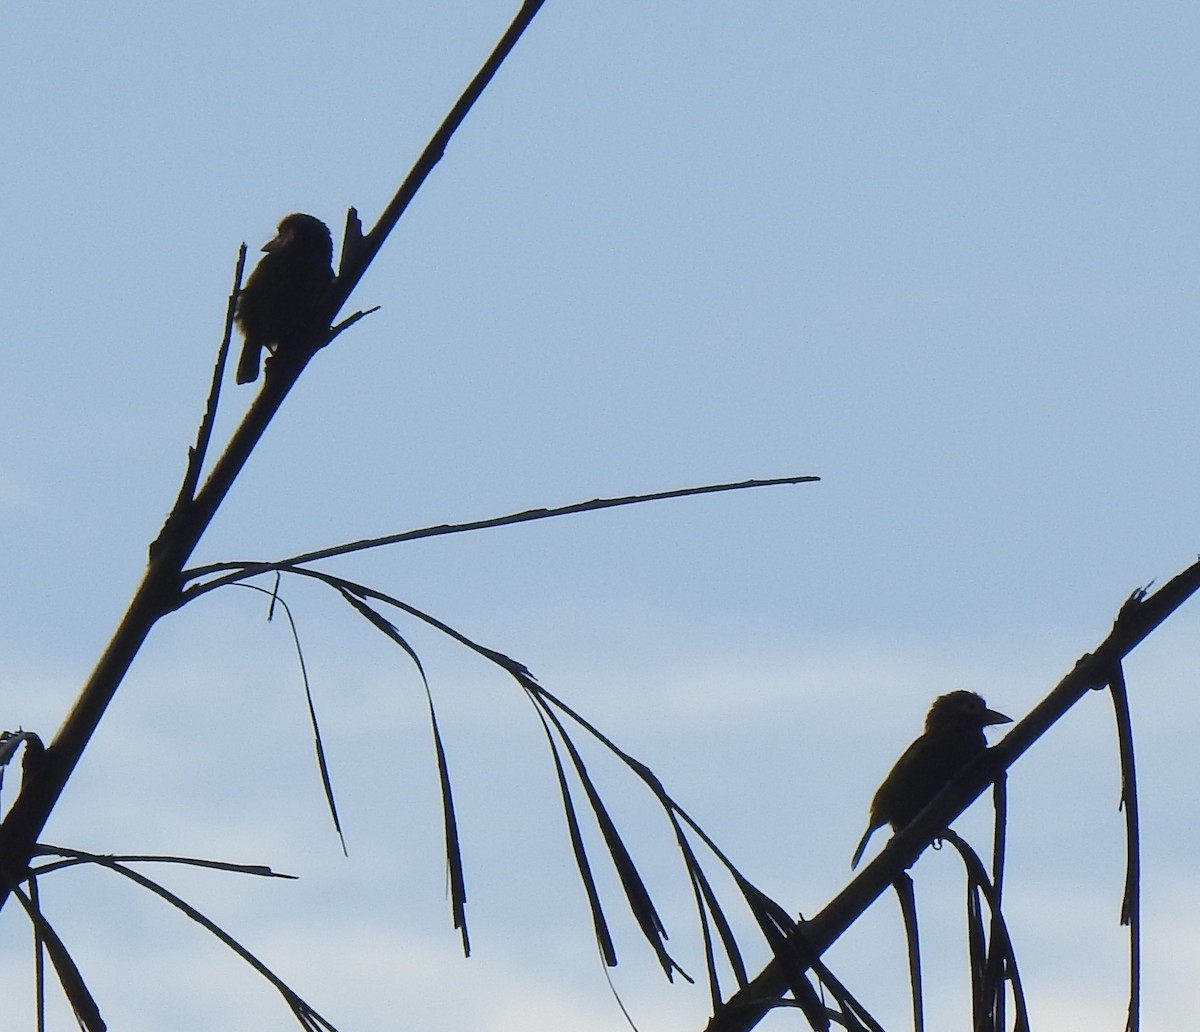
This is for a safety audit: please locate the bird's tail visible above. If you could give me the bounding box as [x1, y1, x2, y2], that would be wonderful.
[850, 825, 876, 869]
[235, 339, 261, 385]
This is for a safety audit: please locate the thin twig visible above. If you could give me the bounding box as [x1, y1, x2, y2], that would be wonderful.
[184, 245, 246, 501]
[179, 475, 820, 596]
[1108, 662, 1140, 1032]
[328, 1, 549, 304]
[32, 845, 294, 880]
[35, 851, 339, 1031]
[9, 884, 106, 1032]
[239, 583, 348, 857]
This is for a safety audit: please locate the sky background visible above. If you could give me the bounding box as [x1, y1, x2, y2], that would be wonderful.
[2, 2, 1199, 1029]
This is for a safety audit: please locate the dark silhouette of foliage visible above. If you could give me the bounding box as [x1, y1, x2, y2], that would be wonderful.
[0, 3, 1186, 1029]
[0, 3, 828, 1023]
[703, 568, 1200, 1032]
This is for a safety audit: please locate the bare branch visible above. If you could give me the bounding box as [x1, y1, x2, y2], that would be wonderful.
[184, 244, 247, 502]
[703, 555, 1200, 1032]
[327, 1, 549, 308]
[180, 475, 820, 596]
[32, 850, 338, 1031]
[0, 0, 553, 912]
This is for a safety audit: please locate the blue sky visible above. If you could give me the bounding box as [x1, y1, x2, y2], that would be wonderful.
[2, 3, 1199, 1029]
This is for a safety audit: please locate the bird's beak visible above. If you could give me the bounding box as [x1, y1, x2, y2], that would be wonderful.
[982, 708, 1011, 726]
[261, 233, 285, 253]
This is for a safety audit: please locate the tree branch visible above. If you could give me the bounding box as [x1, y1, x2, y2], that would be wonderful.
[703, 555, 1200, 1032]
[0, 0, 550, 910]
[328, 0, 548, 308]
[179, 475, 820, 598]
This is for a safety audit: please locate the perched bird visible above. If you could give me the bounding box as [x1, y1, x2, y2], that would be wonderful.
[234, 213, 335, 385]
[850, 690, 1011, 869]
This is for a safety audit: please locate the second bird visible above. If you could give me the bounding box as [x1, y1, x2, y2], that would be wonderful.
[234, 213, 335, 385]
[850, 690, 1011, 869]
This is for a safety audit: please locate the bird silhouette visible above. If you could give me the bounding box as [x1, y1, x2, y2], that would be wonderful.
[850, 690, 1011, 869]
[234, 213, 334, 385]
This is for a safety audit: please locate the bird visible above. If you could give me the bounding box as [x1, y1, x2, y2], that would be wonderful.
[234, 213, 335, 385]
[850, 690, 1011, 869]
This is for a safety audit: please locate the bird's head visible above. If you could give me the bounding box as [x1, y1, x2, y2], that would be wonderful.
[262, 213, 334, 261]
[924, 690, 1011, 733]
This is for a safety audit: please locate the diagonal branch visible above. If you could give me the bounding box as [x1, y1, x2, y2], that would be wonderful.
[702, 554, 1200, 1032]
[329, 1, 548, 304]
[0, 1, 551, 913]
[33, 848, 338, 1031]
